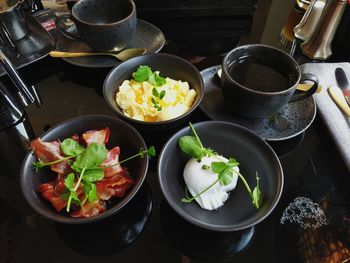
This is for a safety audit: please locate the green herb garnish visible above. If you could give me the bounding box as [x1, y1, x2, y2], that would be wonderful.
[178, 123, 263, 209]
[33, 138, 86, 171]
[132, 65, 166, 86]
[132, 65, 152, 82]
[133, 65, 167, 111]
[33, 143, 156, 213]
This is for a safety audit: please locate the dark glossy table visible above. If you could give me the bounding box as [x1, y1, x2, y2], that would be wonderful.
[1, 6, 350, 263]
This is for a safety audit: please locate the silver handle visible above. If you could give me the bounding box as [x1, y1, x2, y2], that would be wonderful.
[0, 48, 36, 106]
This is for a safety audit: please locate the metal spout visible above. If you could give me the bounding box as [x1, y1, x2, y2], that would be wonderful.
[301, 0, 347, 60]
[294, 0, 326, 41]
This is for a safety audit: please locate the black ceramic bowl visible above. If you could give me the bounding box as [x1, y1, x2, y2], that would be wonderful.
[103, 53, 204, 130]
[20, 115, 149, 224]
[157, 121, 284, 231]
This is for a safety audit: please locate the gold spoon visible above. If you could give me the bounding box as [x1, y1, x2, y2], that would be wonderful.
[49, 47, 146, 61]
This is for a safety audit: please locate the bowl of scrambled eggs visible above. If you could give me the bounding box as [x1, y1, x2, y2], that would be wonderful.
[103, 53, 204, 130]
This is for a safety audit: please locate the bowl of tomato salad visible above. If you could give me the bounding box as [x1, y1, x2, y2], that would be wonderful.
[20, 115, 153, 224]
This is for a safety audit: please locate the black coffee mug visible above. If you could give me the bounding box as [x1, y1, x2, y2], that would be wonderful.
[221, 44, 319, 119]
[56, 0, 136, 52]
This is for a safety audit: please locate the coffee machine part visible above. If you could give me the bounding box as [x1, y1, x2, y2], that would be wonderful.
[0, 81, 35, 178]
[301, 0, 347, 60]
[0, 0, 28, 41]
[0, 48, 42, 107]
[294, 0, 326, 41]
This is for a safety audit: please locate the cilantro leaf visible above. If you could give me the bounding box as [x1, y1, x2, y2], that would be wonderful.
[132, 65, 152, 82]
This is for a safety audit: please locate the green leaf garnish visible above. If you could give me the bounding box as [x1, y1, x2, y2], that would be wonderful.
[218, 168, 233, 185]
[152, 87, 159, 97]
[132, 65, 152, 82]
[61, 138, 84, 156]
[211, 161, 227, 174]
[72, 143, 107, 171]
[32, 155, 76, 171]
[149, 72, 166, 86]
[83, 180, 98, 203]
[159, 90, 166, 99]
[252, 172, 263, 209]
[178, 135, 205, 160]
[132, 65, 166, 86]
[147, 146, 156, 157]
[83, 168, 104, 182]
[64, 173, 75, 190]
[178, 123, 264, 210]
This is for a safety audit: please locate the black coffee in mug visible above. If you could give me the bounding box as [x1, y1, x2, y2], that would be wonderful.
[221, 44, 319, 118]
[227, 56, 293, 93]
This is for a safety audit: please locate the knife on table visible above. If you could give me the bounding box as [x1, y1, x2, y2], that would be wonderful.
[328, 86, 350, 117]
[335, 67, 350, 106]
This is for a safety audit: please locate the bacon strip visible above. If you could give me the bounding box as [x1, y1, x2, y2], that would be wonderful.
[31, 138, 71, 175]
[70, 200, 106, 218]
[96, 169, 134, 200]
[82, 127, 110, 146]
[101, 146, 122, 177]
[38, 182, 67, 212]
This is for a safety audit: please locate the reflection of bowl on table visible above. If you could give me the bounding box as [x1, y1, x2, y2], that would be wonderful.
[103, 53, 204, 131]
[160, 199, 255, 261]
[158, 121, 284, 231]
[20, 115, 149, 224]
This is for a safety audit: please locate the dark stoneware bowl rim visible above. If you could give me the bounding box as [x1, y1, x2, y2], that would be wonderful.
[20, 114, 149, 224]
[103, 53, 204, 127]
[222, 44, 301, 96]
[72, 0, 136, 26]
[157, 120, 284, 231]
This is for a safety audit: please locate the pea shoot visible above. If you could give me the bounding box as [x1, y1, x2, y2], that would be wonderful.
[33, 138, 156, 213]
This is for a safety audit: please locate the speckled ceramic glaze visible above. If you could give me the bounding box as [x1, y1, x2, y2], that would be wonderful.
[56, 19, 165, 68]
[199, 66, 317, 141]
[59, 0, 136, 52]
[221, 44, 318, 118]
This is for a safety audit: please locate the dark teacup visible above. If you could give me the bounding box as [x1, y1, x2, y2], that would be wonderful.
[221, 44, 318, 118]
[56, 0, 136, 52]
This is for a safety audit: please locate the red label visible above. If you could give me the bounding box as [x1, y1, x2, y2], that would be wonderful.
[41, 20, 56, 31]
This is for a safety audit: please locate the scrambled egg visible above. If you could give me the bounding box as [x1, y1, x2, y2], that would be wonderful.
[116, 77, 197, 122]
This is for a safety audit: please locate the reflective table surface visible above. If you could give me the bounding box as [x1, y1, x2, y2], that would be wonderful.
[1, 3, 350, 262]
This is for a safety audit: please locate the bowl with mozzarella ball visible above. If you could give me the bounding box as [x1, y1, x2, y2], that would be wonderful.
[157, 121, 284, 231]
[103, 53, 204, 131]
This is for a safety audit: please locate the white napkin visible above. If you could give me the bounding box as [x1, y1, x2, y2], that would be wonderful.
[301, 63, 350, 171]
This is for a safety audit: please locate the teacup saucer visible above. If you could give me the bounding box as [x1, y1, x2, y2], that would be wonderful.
[200, 65, 316, 141]
[56, 19, 165, 68]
